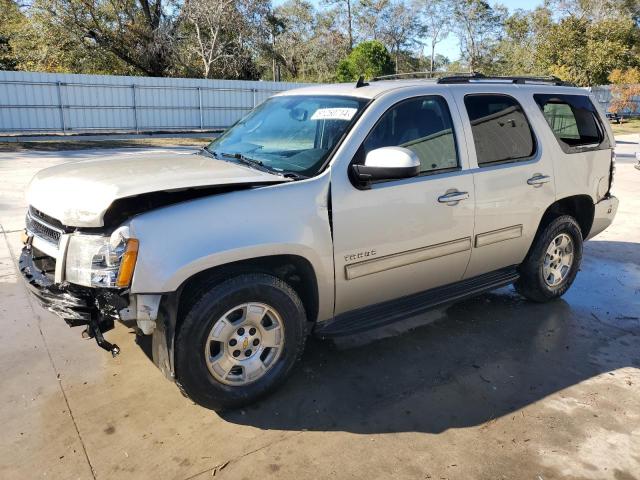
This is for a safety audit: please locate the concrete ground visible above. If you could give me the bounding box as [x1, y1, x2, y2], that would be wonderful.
[0, 139, 639, 480]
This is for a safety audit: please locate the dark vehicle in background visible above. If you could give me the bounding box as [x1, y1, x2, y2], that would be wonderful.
[606, 112, 621, 124]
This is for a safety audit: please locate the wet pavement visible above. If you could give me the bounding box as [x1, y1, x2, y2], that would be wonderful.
[0, 141, 639, 479]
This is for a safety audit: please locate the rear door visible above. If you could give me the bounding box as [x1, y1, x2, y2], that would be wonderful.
[451, 88, 557, 278]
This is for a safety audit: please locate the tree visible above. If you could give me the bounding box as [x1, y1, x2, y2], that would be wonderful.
[545, 0, 640, 22]
[265, 12, 286, 81]
[355, 0, 390, 41]
[336, 40, 394, 81]
[0, 0, 24, 70]
[271, 0, 315, 80]
[432, 53, 450, 71]
[324, 0, 355, 50]
[263, 0, 349, 82]
[535, 15, 638, 85]
[43, 0, 180, 77]
[379, 0, 420, 73]
[452, 0, 505, 72]
[179, 0, 268, 79]
[3, 0, 135, 74]
[419, 0, 453, 74]
[492, 7, 551, 76]
[609, 67, 640, 119]
[309, 6, 351, 81]
[257, 0, 350, 82]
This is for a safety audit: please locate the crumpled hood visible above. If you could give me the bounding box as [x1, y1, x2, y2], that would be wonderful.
[27, 151, 286, 227]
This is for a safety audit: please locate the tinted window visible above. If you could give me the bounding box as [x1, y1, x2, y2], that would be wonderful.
[534, 94, 608, 153]
[464, 94, 535, 166]
[362, 96, 458, 175]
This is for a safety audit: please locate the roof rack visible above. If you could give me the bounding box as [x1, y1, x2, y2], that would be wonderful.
[370, 71, 442, 81]
[369, 71, 573, 86]
[436, 72, 572, 86]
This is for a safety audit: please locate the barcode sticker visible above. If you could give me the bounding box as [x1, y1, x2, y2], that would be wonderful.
[310, 108, 357, 121]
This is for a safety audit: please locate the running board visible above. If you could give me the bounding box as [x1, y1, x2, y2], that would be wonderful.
[316, 266, 519, 338]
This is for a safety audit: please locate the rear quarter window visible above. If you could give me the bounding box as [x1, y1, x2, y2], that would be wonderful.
[533, 94, 610, 154]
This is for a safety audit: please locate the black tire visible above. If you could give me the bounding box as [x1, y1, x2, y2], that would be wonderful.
[515, 215, 583, 303]
[175, 273, 307, 410]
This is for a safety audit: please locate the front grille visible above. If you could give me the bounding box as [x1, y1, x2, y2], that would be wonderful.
[30, 206, 65, 229]
[26, 208, 64, 247]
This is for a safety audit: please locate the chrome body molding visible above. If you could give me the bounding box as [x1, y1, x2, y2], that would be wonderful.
[345, 237, 472, 280]
[475, 224, 523, 248]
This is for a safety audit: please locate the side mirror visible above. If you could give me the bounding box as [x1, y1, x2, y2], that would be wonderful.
[352, 146, 420, 186]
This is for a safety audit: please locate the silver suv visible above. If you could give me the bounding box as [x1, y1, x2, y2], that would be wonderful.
[19, 74, 618, 409]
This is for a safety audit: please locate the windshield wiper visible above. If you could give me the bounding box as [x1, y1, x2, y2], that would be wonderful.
[283, 172, 308, 180]
[208, 149, 306, 180]
[215, 151, 284, 177]
[200, 145, 215, 157]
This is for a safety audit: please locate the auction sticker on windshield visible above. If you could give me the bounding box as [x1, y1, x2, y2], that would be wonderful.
[311, 108, 358, 121]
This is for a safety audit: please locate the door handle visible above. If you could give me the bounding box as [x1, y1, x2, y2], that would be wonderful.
[438, 190, 469, 204]
[527, 174, 551, 187]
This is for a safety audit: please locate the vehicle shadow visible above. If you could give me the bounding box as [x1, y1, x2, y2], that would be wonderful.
[218, 240, 640, 434]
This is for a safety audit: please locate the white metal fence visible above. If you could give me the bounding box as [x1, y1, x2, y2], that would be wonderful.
[0, 71, 309, 134]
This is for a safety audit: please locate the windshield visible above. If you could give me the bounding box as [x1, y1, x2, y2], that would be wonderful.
[206, 95, 369, 177]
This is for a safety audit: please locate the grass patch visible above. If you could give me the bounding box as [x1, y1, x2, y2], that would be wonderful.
[610, 117, 640, 136]
[0, 136, 214, 152]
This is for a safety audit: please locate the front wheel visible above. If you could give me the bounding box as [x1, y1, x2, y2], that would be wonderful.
[175, 273, 307, 410]
[515, 215, 583, 302]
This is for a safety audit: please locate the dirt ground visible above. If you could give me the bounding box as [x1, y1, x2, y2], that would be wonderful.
[0, 139, 639, 480]
[0, 136, 213, 152]
[610, 118, 640, 136]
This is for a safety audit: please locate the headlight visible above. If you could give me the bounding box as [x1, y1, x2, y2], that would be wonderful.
[65, 226, 139, 288]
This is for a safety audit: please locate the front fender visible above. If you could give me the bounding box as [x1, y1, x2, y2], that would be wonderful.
[127, 173, 334, 322]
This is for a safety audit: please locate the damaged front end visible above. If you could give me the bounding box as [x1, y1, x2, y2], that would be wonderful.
[19, 237, 127, 356]
[18, 205, 151, 357]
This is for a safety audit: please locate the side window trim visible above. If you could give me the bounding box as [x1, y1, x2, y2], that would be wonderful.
[350, 94, 462, 187]
[463, 93, 538, 168]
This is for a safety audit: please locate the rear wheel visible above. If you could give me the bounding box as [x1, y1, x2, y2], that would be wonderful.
[515, 215, 583, 302]
[175, 273, 307, 410]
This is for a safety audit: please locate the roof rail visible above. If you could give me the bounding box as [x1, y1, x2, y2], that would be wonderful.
[370, 71, 441, 81]
[436, 72, 572, 86]
[369, 71, 573, 86]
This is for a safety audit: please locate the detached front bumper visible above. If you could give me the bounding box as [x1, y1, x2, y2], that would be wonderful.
[18, 244, 124, 356]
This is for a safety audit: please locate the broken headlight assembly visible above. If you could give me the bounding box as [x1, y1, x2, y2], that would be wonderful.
[65, 226, 139, 288]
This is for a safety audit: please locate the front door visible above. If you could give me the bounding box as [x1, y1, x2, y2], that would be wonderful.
[330, 92, 476, 316]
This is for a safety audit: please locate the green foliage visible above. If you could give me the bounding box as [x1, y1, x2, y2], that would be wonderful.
[0, 0, 135, 74]
[452, 0, 505, 72]
[490, 7, 551, 76]
[0, 0, 24, 70]
[262, 0, 349, 82]
[31, 0, 179, 77]
[535, 15, 639, 86]
[2, 0, 640, 85]
[335, 40, 394, 81]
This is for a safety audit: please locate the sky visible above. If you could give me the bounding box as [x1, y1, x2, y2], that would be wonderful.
[272, 0, 546, 61]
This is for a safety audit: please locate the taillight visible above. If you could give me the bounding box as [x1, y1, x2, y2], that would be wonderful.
[608, 149, 616, 195]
